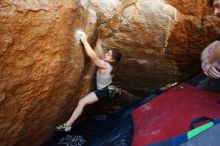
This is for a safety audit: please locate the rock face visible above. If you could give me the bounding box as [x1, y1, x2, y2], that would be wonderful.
[0, 0, 220, 145]
[100, 0, 179, 94]
[99, 0, 220, 94]
[0, 0, 98, 145]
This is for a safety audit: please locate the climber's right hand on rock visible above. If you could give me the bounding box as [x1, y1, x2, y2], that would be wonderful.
[76, 30, 87, 43]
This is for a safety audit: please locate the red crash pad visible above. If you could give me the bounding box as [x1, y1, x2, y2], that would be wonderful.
[132, 83, 220, 146]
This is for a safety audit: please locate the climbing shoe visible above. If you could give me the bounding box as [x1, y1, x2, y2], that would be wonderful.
[55, 123, 71, 132]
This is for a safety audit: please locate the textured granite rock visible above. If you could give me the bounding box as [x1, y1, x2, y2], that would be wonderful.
[99, 0, 220, 94]
[0, 0, 98, 145]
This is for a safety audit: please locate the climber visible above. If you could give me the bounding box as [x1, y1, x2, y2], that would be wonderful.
[197, 0, 220, 92]
[55, 31, 122, 132]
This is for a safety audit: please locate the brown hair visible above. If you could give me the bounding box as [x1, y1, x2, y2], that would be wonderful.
[108, 49, 122, 75]
[208, 0, 214, 7]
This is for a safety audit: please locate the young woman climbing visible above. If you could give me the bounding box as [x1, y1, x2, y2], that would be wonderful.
[55, 31, 122, 132]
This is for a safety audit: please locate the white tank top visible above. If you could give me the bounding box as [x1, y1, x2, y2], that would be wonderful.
[96, 62, 113, 90]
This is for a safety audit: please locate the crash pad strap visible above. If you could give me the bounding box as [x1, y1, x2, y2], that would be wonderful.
[189, 116, 214, 130]
[188, 121, 214, 139]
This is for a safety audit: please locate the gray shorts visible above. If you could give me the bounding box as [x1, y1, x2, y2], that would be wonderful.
[94, 85, 117, 100]
[196, 77, 220, 93]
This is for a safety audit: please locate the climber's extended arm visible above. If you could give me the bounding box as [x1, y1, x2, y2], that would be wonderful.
[77, 31, 106, 69]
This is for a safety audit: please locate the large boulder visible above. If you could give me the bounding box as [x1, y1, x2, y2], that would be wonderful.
[99, 0, 220, 94]
[0, 0, 98, 145]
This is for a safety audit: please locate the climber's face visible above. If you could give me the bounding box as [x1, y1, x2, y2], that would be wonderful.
[104, 50, 113, 62]
[213, 0, 220, 17]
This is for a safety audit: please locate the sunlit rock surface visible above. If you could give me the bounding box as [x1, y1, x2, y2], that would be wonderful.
[0, 0, 98, 145]
[99, 0, 220, 94]
[1, 0, 220, 145]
